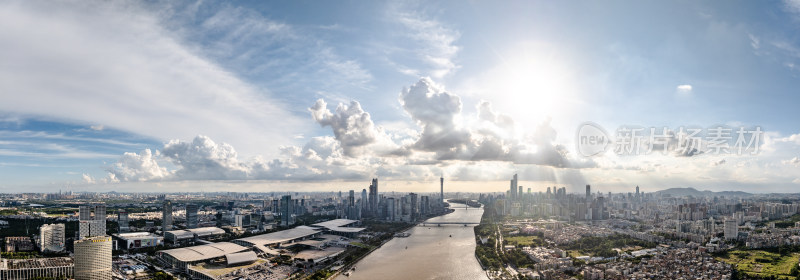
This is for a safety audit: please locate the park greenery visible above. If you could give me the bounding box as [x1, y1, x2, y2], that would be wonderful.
[562, 234, 657, 258]
[716, 250, 800, 280]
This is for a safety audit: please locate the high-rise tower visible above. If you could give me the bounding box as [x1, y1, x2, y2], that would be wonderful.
[78, 204, 106, 239]
[74, 236, 112, 280]
[586, 185, 591, 200]
[162, 200, 173, 231]
[510, 174, 518, 200]
[185, 204, 199, 229]
[368, 178, 378, 216]
[440, 176, 444, 207]
[118, 210, 129, 233]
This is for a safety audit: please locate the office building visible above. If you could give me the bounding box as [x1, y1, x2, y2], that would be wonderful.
[586, 185, 591, 200]
[409, 193, 418, 221]
[162, 200, 173, 231]
[368, 178, 379, 216]
[386, 197, 396, 221]
[118, 210, 129, 233]
[280, 195, 293, 227]
[724, 219, 738, 240]
[186, 204, 199, 229]
[510, 174, 518, 200]
[440, 176, 444, 207]
[39, 224, 65, 252]
[78, 205, 106, 239]
[73, 236, 112, 280]
[361, 189, 368, 210]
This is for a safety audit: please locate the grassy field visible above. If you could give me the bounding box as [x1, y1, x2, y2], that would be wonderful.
[504, 235, 544, 247]
[716, 250, 800, 279]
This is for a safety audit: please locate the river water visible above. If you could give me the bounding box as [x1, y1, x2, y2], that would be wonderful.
[338, 203, 489, 280]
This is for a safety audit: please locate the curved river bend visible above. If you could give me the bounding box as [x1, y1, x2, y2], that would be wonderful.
[338, 203, 489, 280]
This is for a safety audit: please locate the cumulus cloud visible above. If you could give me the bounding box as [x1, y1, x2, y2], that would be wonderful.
[398, 78, 592, 168]
[107, 149, 170, 182]
[309, 99, 378, 157]
[107, 135, 374, 182]
[399, 77, 470, 157]
[82, 173, 95, 184]
[106, 78, 598, 185]
[161, 136, 249, 180]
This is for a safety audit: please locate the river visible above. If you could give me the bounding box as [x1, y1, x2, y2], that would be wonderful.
[338, 203, 489, 280]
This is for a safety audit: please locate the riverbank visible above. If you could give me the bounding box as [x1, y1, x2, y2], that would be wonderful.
[337, 203, 487, 280]
[326, 208, 456, 279]
[327, 222, 417, 280]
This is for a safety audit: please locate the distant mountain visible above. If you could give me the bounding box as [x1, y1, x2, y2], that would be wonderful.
[655, 187, 752, 197]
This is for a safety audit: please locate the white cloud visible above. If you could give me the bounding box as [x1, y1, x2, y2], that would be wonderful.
[0, 1, 305, 157]
[309, 99, 378, 157]
[748, 33, 761, 50]
[82, 173, 95, 184]
[390, 6, 460, 78]
[783, 157, 800, 165]
[785, 0, 800, 15]
[676, 84, 693, 93]
[107, 149, 170, 182]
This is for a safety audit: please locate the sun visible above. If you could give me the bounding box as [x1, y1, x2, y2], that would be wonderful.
[480, 42, 580, 127]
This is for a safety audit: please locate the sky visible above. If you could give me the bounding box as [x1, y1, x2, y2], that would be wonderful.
[2, 0, 800, 194]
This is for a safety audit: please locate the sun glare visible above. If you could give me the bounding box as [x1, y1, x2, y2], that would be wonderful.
[484, 44, 580, 126]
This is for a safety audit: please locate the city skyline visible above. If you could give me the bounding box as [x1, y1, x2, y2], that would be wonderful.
[3, 1, 800, 193]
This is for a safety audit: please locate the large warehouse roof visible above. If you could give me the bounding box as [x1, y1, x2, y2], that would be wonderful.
[235, 226, 320, 247]
[311, 219, 365, 234]
[165, 227, 225, 240]
[160, 242, 248, 263]
[311, 219, 358, 228]
[225, 251, 257, 266]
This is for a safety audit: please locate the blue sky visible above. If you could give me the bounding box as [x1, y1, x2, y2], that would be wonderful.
[2, 0, 800, 193]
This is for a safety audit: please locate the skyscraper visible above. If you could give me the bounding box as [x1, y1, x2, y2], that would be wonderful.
[185, 204, 199, 229]
[280, 195, 292, 226]
[347, 190, 358, 220]
[78, 205, 106, 239]
[509, 174, 518, 200]
[74, 236, 112, 280]
[386, 197, 395, 221]
[118, 210, 129, 233]
[724, 219, 738, 240]
[440, 176, 444, 207]
[409, 193, 418, 221]
[368, 178, 378, 216]
[636, 185, 640, 197]
[79, 205, 91, 221]
[586, 185, 591, 200]
[162, 200, 173, 231]
[361, 189, 368, 210]
[39, 224, 65, 252]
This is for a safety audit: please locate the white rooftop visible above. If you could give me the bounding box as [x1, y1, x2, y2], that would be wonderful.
[311, 219, 365, 233]
[114, 232, 162, 240]
[311, 219, 358, 228]
[165, 227, 225, 240]
[235, 226, 320, 247]
[225, 251, 257, 266]
[160, 242, 248, 263]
